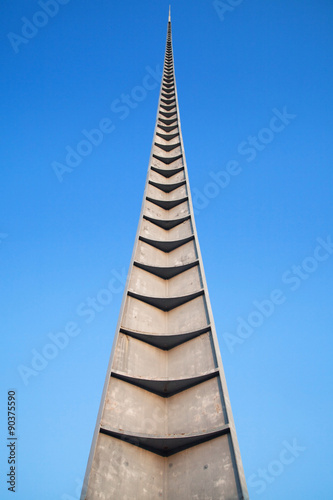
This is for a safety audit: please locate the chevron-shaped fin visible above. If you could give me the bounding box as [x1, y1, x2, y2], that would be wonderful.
[133, 260, 198, 279]
[158, 118, 177, 126]
[149, 180, 185, 192]
[160, 97, 175, 105]
[146, 196, 188, 210]
[159, 104, 176, 111]
[138, 235, 194, 252]
[99, 427, 230, 457]
[154, 142, 180, 152]
[127, 290, 204, 312]
[111, 370, 219, 398]
[157, 124, 178, 133]
[150, 166, 183, 178]
[143, 215, 190, 230]
[153, 154, 182, 165]
[156, 132, 179, 141]
[161, 92, 175, 99]
[158, 111, 176, 119]
[119, 325, 211, 350]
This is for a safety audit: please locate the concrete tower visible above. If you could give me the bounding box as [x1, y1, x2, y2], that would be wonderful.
[81, 10, 249, 500]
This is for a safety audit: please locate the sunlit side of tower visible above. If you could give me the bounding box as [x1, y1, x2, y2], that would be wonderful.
[81, 10, 249, 500]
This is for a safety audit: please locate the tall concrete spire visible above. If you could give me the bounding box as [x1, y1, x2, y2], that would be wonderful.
[81, 12, 249, 500]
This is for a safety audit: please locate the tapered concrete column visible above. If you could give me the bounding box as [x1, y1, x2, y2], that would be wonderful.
[81, 12, 249, 500]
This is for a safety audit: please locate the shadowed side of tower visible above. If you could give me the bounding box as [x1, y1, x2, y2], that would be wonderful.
[81, 11, 249, 500]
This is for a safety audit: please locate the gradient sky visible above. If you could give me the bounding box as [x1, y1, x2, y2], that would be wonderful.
[1, 1, 333, 499]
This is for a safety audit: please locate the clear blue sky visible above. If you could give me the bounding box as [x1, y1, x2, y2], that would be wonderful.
[1, 1, 333, 499]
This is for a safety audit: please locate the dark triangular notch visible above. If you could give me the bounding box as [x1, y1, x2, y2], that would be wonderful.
[159, 111, 176, 119]
[133, 260, 198, 279]
[138, 235, 194, 252]
[161, 93, 175, 99]
[100, 427, 230, 457]
[159, 104, 176, 112]
[111, 370, 219, 398]
[160, 97, 175, 105]
[150, 166, 183, 178]
[156, 132, 179, 141]
[159, 102, 175, 110]
[146, 196, 188, 210]
[119, 325, 211, 350]
[127, 290, 204, 312]
[143, 214, 190, 230]
[154, 142, 180, 152]
[162, 83, 174, 89]
[149, 180, 185, 192]
[158, 118, 177, 126]
[162, 88, 174, 94]
[153, 154, 182, 165]
[157, 124, 178, 133]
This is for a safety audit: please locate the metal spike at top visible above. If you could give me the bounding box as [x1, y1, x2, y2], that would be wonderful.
[168, 5, 171, 22]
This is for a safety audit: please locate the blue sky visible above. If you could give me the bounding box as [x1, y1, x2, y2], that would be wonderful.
[1, 0, 332, 498]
